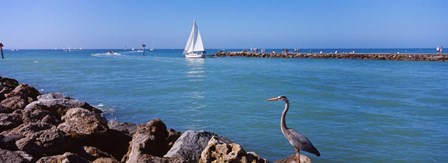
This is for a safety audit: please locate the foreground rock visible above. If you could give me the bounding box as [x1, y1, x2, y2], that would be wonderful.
[200, 136, 267, 163]
[58, 108, 108, 137]
[23, 93, 101, 125]
[0, 84, 40, 112]
[123, 118, 181, 163]
[274, 154, 311, 163]
[164, 130, 232, 162]
[36, 152, 89, 163]
[76, 146, 114, 161]
[1, 77, 271, 162]
[108, 120, 137, 136]
[15, 125, 71, 158]
[0, 77, 19, 103]
[0, 112, 23, 131]
[0, 148, 32, 163]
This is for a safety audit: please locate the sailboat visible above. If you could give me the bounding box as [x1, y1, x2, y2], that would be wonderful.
[184, 21, 205, 58]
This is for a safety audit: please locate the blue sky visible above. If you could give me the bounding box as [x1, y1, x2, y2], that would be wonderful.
[1, 0, 447, 49]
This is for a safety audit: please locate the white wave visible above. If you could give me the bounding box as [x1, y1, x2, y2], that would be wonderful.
[91, 52, 123, 57]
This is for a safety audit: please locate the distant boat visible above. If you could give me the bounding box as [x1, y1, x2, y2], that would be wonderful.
[184, 21, 205, 58]
[106, 50, 121, 56]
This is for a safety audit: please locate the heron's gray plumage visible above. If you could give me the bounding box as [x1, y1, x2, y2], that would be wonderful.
[272, 95, 320, 157]
[285, 128, 320, 156]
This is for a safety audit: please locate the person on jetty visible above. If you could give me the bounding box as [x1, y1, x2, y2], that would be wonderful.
[437, 46, 443, 55]
[0, 42, 4, 59]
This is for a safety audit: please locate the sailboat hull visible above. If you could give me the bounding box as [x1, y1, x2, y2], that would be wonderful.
[185, 51, 205, 58]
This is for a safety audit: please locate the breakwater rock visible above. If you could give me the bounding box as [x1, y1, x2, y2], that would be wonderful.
[213, 51, 448, 61]
[0, 76, 277, 163]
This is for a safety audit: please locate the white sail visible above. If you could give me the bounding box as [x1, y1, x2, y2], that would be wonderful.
[184, 21, 205, 57]
[193, 30, 204, 52]
[184, 22, 196, 53]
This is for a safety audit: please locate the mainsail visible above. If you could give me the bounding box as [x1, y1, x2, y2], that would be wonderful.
[184, 21, 204, 54]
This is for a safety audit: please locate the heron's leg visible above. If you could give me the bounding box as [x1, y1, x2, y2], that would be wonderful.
[295, 148, 300, 163]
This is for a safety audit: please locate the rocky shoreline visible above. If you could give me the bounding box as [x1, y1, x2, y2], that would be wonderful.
[212, 51, 448, 61]
[0, 76, 310, 163]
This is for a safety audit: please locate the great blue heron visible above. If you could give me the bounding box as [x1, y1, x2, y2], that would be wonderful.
[268, 95, 320, 163]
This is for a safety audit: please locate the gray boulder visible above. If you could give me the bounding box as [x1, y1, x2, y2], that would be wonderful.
[164, 130, 231, 162]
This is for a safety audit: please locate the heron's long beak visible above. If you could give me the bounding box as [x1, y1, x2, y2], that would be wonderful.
[267, 97, 279, 101]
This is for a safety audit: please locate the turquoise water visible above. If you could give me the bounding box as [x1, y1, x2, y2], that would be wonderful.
[1, 49, 447, 162]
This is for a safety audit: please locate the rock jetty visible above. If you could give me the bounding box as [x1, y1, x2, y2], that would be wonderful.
[212, 51, 448, 61]
[0, 76, 313, 162]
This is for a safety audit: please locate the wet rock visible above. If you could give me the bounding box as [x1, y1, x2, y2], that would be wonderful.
[15, 125, 71, 157]
[36, 152, 89, 163]
[0, 112, 23, 131]
[77, 146, 114, 161]
[164, 130, 231, 162]
[200, 136, 267, 163]
[57, 108, 108, 137]
[0, 148, 32, 163]
[93, 157, 120, 163]
[274, 154, 311, 163]
[123, 118, 181, 163]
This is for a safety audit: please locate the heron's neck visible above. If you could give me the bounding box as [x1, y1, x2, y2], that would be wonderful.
[281, 100, 289, 132]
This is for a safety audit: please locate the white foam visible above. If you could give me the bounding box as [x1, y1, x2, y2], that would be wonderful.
[92, 52, 123, 57]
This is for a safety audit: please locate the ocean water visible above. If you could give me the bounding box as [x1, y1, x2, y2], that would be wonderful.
[1, 49, 447, 162]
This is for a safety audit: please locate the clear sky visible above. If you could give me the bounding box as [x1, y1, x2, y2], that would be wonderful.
[1, 0, 447, 49]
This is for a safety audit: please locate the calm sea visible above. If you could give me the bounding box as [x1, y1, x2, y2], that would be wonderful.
[1, 49, 447, 162]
